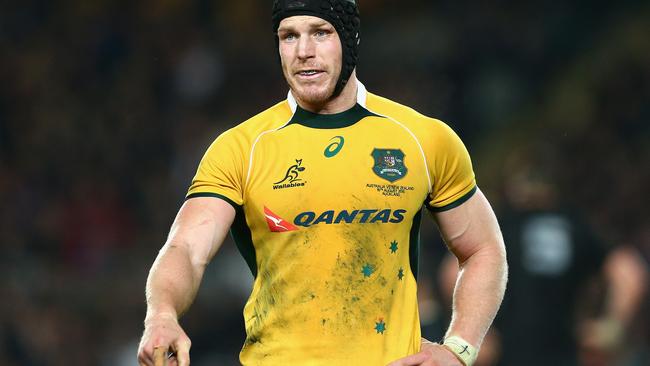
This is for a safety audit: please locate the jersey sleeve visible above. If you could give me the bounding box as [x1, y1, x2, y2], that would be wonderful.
[186, 129, 246, 207]
[426, 122, 477, 212]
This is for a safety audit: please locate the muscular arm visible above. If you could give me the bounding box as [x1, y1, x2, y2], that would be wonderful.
[145, 197, 235, 319]
[138, 197, 235, 366]
[388, 189, 506, 366]
[433, 188, 508, 348]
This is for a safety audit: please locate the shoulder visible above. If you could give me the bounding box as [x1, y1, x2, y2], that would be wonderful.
[213, 99, 294, 147]
[365, 92, 424, 121]
[365, 92, 459, 143]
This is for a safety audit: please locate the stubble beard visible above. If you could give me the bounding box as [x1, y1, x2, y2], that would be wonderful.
[293, 82, 335, 106]
[284, 65, 339, 108]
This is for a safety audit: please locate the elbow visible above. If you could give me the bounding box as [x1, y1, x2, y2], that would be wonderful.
[460, 238, 509, 289]
[458, 236, 507, 269]
[490, 239, 509, 287]
[163, 241, 209, 277]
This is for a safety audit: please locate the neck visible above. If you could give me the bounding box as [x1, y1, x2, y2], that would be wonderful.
[294, 73, 359, 114]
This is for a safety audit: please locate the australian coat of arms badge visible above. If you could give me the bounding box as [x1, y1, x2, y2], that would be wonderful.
[371, 148, 407, 183]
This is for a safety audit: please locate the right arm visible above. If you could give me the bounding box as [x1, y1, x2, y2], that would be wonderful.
[137, 197, 235, 366]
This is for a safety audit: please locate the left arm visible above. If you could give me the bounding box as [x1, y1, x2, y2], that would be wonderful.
[388, 189, 507, 366]
[435, 188, 507, 348]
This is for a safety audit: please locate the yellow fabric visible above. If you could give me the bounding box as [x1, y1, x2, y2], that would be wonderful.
[365, 93, 476, 210]
[187, 89, 476, 365]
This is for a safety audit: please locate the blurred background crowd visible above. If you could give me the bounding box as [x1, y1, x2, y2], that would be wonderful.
[0, 0, 648, 365]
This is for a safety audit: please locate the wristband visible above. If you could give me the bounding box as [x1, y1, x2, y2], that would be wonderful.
[442, 335, 478, 366]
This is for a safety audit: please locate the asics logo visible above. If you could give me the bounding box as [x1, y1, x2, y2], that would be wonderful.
[324, 136, 344, 158]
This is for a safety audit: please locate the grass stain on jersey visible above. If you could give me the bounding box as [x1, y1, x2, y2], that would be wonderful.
[319, 225, 395, 336]
[245, 262, 288, 346]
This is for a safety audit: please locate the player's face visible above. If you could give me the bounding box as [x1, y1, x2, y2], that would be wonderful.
[278, 16, 342, 107]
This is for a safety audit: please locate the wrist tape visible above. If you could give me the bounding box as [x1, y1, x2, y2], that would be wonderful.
[442, 335, 478, 366]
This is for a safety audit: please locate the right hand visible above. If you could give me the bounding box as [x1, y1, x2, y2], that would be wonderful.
[137, 313, 192, 366]
[386, 339, 463, 366]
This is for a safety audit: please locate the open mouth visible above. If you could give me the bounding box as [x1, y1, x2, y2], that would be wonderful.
[296, 70, 323, 77]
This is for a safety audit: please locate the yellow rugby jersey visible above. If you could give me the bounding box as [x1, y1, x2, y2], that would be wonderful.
[187, 83, 477, 365]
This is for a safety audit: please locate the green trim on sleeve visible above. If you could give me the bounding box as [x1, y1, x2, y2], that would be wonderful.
[427, 185, 478, 213]
[186, 192, 239, 209]
[230, 205, 258, 278]
[408, 209, 422, 281]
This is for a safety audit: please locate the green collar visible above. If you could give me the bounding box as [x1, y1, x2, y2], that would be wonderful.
[288, 103, 380, 129]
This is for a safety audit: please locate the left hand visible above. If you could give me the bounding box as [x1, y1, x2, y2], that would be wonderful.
[386, 339, 463, 366]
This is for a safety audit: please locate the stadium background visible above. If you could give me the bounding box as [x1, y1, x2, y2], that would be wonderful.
[0, 0, 648, 365]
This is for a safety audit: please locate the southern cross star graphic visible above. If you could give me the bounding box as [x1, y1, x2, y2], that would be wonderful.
[362, 264, 374, 277]
[389, 240, 398, 253]
[375, 319, 386, 334]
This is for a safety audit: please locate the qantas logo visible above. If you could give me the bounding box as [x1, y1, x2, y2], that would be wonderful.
[264, 206, 407, 231]
[264, 206, 298, 232]
[294, 209, 406, 227]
